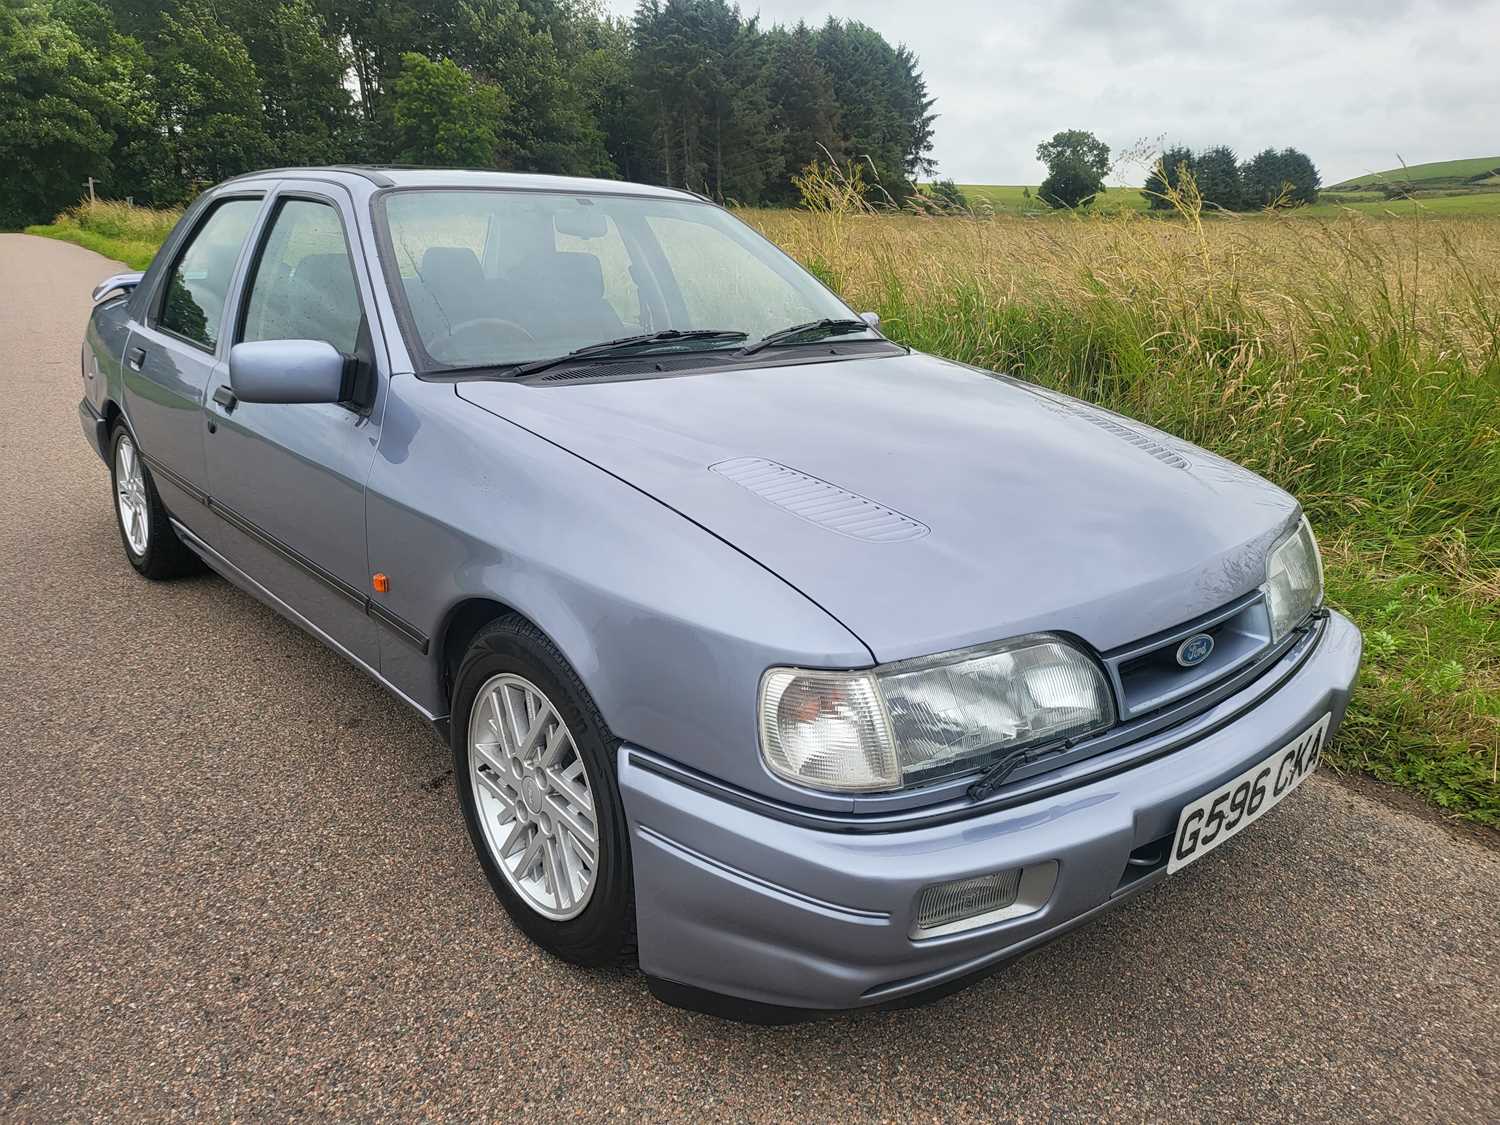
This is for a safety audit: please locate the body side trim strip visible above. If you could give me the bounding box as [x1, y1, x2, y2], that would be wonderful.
[142, 452, 429, 653]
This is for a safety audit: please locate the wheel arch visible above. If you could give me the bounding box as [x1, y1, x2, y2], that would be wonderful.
[437, 596, 520, 708]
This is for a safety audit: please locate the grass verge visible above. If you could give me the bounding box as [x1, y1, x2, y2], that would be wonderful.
[25, 200, 181, 270]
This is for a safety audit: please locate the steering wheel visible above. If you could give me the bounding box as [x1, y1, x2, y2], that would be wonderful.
[443, 317, 537, 359]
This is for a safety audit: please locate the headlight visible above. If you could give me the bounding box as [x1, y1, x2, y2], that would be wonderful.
[759, 635, 1114, 793]
[1264, 516, 1324, 642]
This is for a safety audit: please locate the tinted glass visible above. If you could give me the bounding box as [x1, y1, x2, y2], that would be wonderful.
[241, 199, 362, 354]
[379, 190, 856, 369]
[157, 199, 260, 349]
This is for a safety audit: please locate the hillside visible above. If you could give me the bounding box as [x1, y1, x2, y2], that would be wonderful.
[1330, 156, 1500, 191]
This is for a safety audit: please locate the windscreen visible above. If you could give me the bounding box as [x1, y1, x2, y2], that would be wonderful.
[378, 190, 857, 369]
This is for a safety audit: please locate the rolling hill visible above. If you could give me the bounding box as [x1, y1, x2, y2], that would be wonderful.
[1330, 156, 1500, 191]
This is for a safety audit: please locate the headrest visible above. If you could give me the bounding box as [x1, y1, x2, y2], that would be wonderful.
[291, 254, 352, 294]
[542, 252, 605, 299]
[419, 246, 486, 293]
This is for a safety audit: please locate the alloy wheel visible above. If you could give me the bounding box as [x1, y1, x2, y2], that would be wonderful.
[115, 433, 150, 555]
[468, 673, 599, 920]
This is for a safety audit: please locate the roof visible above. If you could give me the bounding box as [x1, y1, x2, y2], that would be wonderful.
[221, 165, 701, 200]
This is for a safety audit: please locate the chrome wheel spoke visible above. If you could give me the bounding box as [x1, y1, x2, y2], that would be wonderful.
[544, 791, 596, 865]
[545, 761, 591, 816]
[468, 673, 600, 920]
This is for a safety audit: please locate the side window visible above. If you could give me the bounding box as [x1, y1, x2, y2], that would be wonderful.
[241, 199, 363, 355]
[157, 198, 261, 349]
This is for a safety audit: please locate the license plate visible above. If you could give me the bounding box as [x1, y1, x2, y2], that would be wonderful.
[1167, 713, 1330, 874]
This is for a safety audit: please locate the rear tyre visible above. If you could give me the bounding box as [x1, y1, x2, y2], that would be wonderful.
[452, 616, 635, 966]
[109, 422, 200, 580]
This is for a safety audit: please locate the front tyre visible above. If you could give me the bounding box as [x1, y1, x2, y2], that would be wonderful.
[452, 617, 634, 966]
[109, 423, 199, 579]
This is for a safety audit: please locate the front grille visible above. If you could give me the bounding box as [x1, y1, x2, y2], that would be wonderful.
[1102, 591, 1272, 720]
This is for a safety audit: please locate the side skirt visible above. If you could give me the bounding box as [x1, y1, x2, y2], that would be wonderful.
[170, 516, 449, 734]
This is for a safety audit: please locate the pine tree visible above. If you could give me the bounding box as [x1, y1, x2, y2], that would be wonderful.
[1194, 145, 1244, 211]
[1143, 145, 1195, 210]
[762, 22, 840, 203]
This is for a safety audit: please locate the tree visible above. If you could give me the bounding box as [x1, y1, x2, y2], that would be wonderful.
[1036, 129, 1108, 209]
[762, 22, 840, 204]
[1039, 160, 1104, 209]
[53, 0, 167, 203]
[456, 0, 612, 176]
[0, 0, 116, 226]
[571, 12, 645, 180]
[1036, 129, 1109, 209]
[926, 178, 968, 212]
[1036, 129, 1109, 180]
[1194, 144, 1244, 211]
[630, 0, 781, 203]
[153, 0, 270, 196]
[245, 0, 354, 166]
[815, 18, 935, 203]
[389, 52, 508, 167]
[1142, 145, 1195, 209]
[1281, 149, 1319, 204]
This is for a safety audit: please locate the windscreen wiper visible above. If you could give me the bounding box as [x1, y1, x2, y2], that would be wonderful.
[507, 329, 748, 378]
[738, 318, 875, 356]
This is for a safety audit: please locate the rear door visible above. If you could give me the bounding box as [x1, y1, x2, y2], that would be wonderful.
[122, 193, 265, 508]
[201, 185, 387, 667]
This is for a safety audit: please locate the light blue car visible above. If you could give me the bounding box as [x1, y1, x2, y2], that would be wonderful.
[79, 168, 1361, 1022]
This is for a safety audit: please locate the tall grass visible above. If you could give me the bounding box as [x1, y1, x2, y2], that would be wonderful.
[746, 202, 1500, 824]
[25, 200, 183, 270]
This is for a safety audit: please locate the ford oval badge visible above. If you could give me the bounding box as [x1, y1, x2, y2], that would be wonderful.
[1176, 633, 1215, 667]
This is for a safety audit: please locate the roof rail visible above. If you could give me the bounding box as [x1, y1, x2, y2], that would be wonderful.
[216, 165, 396, 188]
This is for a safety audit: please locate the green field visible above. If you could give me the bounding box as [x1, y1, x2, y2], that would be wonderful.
[956, 184, 1149, 214]
[1302, 192, 1500, 218]
[1330, 156, 1500, 191]
[951, 180, 1500, 219]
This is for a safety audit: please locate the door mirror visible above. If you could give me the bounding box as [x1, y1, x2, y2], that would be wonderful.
[859, 311, 880, 328]
[228, 339, 347, 405]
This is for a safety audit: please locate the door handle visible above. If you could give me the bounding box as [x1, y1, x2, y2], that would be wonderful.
[126, 346, 146, 371]
[211, 384, 237, 413]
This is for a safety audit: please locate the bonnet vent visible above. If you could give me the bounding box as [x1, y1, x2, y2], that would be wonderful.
[1041, 397, 1190, 470]
[710, 458, 929, 543]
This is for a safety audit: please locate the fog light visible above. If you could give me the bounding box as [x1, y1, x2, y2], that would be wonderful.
[917, 870, 1021, 931]
[910, 861, 1059, 938]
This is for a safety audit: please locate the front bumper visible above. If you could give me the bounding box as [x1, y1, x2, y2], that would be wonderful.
[619, 609, 1362, 1019]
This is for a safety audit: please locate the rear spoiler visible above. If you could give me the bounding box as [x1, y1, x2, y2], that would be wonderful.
[92, 272, 144, 304]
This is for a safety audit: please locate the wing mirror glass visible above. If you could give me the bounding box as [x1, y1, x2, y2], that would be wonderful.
[228, 340, 347, 405]
[860, 311, 880, 328]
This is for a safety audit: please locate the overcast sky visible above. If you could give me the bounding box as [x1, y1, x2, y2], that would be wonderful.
[600, 0, 1500, 186]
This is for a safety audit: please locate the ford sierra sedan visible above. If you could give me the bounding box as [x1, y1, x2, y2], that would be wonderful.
[79, 167, 1361, 1022]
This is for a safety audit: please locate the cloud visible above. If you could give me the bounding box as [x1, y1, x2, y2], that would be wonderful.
[600, 0, 1500, 184]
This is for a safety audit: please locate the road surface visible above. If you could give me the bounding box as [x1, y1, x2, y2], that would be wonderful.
[2, 233, 1496, 1121]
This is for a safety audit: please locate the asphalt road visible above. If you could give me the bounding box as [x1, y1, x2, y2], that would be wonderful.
[3, 232, 1497, 1122]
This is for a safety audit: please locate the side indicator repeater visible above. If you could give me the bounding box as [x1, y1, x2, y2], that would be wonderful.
[372, 573, 390, 593]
